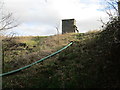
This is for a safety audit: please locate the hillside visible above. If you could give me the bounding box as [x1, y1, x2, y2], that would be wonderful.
[2, 23, 120, 88]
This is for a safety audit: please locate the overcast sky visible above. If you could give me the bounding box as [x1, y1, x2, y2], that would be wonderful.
[3, 0, 110, 36]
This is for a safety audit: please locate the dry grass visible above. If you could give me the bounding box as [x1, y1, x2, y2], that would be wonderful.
[3, 33, 78, 72]
[86, 29, 101, 34]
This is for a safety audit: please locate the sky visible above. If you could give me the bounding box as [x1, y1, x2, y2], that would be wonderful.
[2, 0, 111, 36]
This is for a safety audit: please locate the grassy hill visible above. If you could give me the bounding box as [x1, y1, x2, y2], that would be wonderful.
[2, 18, 120, 88]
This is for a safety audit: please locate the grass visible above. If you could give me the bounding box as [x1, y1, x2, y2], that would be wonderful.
[2, 29, 120, 88]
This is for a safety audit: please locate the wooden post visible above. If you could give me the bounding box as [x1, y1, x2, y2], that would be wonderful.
[0, 38, 3, 74]
[0, 41, 2, 90]
[2, 42, 4, 73]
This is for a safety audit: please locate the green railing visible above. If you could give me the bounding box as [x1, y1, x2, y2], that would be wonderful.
[0, 42, 73, 77]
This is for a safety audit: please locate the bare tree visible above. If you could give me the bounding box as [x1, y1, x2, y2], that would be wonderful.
[0, 1, 19, 72]
[118, 0, 120, 16]
[0, 2, 18, 31]
[104, 0, 119, 18]
[100, 0, 119, 27]
[55, 26, 60, 44]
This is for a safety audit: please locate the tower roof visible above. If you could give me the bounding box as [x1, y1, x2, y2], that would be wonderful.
[62, 19, 75, 21]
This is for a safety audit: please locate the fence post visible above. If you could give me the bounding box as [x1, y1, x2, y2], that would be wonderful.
[2, 43, 4, 73]
[0, 37, 2, 89]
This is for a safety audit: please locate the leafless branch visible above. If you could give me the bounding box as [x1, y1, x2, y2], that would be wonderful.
[103, 0, 118, 17]
[107, 0, 118, 11]
[0, 2, 19, 31]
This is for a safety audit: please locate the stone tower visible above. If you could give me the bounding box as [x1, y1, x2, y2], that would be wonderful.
[62, 19, 78, 34]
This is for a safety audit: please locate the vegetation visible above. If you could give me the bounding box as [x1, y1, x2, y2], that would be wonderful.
[1, 0, 120, 88]
[2, 16, 120, 88]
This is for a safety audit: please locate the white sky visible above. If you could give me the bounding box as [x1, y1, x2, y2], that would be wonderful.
[3, 0, 110, 36]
